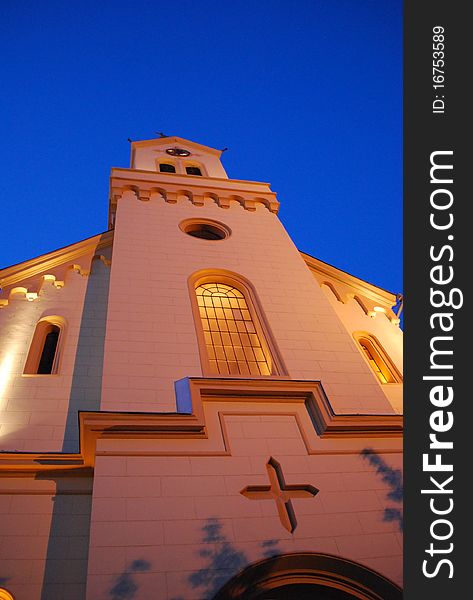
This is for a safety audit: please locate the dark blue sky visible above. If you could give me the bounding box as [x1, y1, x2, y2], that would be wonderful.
[1, 0, 402, 294]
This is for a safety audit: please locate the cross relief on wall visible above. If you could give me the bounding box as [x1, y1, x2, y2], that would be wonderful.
[14, 378, 402, 518]
[240, 456, 319, 533]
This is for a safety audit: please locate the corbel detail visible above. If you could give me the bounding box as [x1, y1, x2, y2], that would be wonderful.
[192, 194, 205, 207]
[217, 196, 231, 209]
[70, 264, 90, 277]
[109, 170, 280, 215]
[243, 199, 257, 211]
[165, 191, 178, 204]
[138, 189, 151, 202]
[92, 254, 112, 268]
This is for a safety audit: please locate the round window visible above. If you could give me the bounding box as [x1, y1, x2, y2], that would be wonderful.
[179, 219, 230, 241]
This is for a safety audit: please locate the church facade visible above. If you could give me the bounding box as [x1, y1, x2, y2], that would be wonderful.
[0, 137, 403, 599]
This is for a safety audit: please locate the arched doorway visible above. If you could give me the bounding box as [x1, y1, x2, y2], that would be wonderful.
[254, 582, 361, 599]
[212, 553, 403, 600]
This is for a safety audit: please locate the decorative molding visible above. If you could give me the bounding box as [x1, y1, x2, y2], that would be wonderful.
[0, 231, 113, 289]
[0, 265, 86, 309]
[108, 169, 280, 227]
[93, 254, 112, 268]
[187, 378, 403, 439]
[42, 274, 65, 288]
[138, 189, 151, 202]
[0, 453, 88, 473]
[217, 196, 230, 209]
[192, 194, 205, 207]
[303, 251, 401, 325]
[0, 587, 16, 600]
[0, 232, 112, 308]
[0, 466, 93, 496]
[213, 552, 403, 600]
[70, 264, 89, 277]
[0, 378, 402, 478]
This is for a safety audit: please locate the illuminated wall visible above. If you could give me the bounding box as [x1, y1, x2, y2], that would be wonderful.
[0, 243, 111, 452]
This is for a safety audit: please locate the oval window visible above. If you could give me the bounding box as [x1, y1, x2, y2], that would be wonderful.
[179, 219, 230, 241]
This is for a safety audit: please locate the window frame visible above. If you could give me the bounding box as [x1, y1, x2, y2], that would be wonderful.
[23, 316, 66, 376]
[185, 165, 203, 176]
[353, 332, 402, 384]
[179, 218, 231, 241]
[158, 162, 177, 173]
[183, 161, 206, 177]
[189, 271, 286, 378]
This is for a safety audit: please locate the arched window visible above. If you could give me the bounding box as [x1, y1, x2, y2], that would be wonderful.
[37, 325, 60, 373]
[23, 316, 66, 375]
[194, 279, 278, 377]
[159, 162, 176, 173]
[0, 588, 15, 600]
[354, 333, 401, 384]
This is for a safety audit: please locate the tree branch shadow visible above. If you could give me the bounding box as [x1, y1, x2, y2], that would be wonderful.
[108, 559, 151, 600]
[170, 518, 283, 600]
[361, 448, 403, 531]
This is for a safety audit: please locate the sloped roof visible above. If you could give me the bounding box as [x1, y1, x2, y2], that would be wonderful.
[0, 230, 113, 290]
[130, 136, 223, 157]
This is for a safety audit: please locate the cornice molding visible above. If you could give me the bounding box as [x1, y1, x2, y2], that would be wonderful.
[0, 231, 113, 289]
[301, 252, 396, 304]
[301, 251, 401, 324]
[108, 169, 279, 226]
[0, 231, 113, 308]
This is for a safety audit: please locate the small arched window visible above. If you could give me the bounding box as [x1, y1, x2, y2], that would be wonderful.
[186, 166, 202, 176]
[37, 325, 60, 373]
[354, 333, 401, 384]
[0, 588, 15, 600]
[24, 317, 65, 375]
[159, 163, 176, 173]
[194, 279, 278, 376]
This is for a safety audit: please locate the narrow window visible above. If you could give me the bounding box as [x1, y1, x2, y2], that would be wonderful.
[159, 163, 176, 173]
[186, 166, 202, 176]
[355, 334, 400, 384]
[195, 282, 275, 376]
[37, 325, 60, 374]
[24, 318, 65, 375]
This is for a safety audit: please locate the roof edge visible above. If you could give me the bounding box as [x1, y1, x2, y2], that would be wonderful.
[300, 250, 399, 303]
[0, 230, 114, 288]
[130, 136, 223, 157]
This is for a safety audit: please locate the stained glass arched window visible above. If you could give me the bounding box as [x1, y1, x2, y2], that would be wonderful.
[195, 282, 274, 376]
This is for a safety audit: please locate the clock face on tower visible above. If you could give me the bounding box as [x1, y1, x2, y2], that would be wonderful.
[166, 147, 190, 157]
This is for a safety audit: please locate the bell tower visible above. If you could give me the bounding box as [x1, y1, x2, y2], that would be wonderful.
[0, 134, 403, 600]
[101, 135, 394, 415]
[130, 136, 229, 178]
